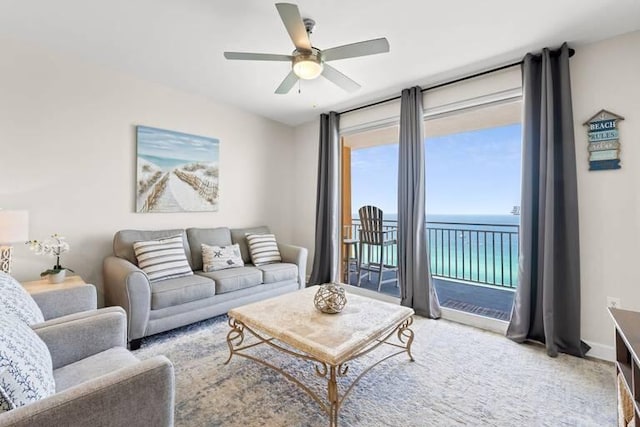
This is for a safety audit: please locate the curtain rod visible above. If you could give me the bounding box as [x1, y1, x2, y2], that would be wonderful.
[339, 48, 575, 116]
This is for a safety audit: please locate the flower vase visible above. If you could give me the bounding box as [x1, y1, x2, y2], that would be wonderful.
[47, 269, 66, 284]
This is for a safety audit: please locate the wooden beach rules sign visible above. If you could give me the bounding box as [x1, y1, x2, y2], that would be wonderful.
[584, 109, 624, 171]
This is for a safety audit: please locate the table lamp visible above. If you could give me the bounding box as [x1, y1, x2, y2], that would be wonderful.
[0, 210, 29, 274]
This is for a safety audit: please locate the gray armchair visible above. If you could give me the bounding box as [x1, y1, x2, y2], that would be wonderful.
[0, 307, 175, 427]
[28, 283, 133, 340]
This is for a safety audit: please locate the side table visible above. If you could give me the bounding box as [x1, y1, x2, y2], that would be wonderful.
[22, 275, 87, 294]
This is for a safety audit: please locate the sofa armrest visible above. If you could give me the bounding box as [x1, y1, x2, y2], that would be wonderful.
[103, 255, 151, 342]
[34, 309, 127, 369]
[0, 356, 174, 427]
[31, 284, 97, 320]
[278, 243, 308, 288]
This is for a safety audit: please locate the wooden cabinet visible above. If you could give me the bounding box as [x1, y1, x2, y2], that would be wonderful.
[610, 308, 640, 426]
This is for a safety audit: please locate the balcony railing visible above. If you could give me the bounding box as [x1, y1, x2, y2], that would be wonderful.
[348, 219, 519, 289]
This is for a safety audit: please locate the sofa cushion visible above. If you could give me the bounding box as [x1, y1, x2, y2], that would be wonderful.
[256, 263, 298, 284]
[0, 315, 55, 412]
[150, 274, 215, 310]
[114, 229, 193, 268]
[53, 348, 139, 392]
[195, 266, 262, 294]
[230, 226, 270, 263]
[0, 272, 44, 325]
[186, 227, 232, 271]
[246, 233, 282, 266]
[202, 243, 244, 272]
[133, 235, 193, 283]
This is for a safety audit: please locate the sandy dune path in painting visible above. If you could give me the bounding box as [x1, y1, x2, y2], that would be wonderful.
[152, 172, 214, 212]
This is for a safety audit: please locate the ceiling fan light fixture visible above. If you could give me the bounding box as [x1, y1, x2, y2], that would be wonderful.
[292, 50, 323, 80]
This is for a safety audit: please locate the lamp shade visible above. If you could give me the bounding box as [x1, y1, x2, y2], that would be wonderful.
[293, 59, 323, 80]
[0, 210, 29, 243]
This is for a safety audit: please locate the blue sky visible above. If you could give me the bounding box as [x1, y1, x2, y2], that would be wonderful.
[137, 126, 219, 162]
[351, 123, 522, 215]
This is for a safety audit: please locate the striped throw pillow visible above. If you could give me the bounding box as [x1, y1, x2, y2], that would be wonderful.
[246, 233, 282, 266]
[133, 235, 193, 282]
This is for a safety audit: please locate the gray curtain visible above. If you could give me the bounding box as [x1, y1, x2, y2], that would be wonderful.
[309, 112, 340, 286]
[398, 87, 441, 318]
[507, 43, 589, 357]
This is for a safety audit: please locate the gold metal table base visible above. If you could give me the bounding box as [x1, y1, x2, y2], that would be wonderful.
[224, 316, 414, 427]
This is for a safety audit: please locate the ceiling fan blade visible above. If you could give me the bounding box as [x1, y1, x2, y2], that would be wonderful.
[275, 3, 312, 51]
[275, 70, 299, 94]
[321, 64, 361, 92]
[224, 52, 293, 61]
[322, 38, 390, 62]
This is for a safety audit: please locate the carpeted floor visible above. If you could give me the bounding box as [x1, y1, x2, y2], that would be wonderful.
[135, 315, 615, 427]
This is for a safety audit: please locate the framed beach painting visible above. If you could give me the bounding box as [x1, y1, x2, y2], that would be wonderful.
[136, 126, 220, 213]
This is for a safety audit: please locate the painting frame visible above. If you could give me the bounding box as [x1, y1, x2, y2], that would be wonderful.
[136, 125, 220, 213]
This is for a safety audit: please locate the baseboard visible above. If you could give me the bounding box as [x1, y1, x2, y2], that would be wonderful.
[583, 340, 615, 362]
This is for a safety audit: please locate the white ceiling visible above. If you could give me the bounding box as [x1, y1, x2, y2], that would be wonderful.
[0, 0, 639, 126]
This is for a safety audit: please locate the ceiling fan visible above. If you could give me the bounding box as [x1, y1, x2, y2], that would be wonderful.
[223, 3, 390, 94]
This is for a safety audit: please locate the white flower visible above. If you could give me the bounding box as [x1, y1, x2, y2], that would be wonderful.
[26, 234, 71, 258]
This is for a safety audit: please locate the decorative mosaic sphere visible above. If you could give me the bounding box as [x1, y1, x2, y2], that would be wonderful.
[313, 283, 347, 314]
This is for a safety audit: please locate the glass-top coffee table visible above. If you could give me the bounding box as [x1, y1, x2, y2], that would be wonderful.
[226, 285, 415, 427]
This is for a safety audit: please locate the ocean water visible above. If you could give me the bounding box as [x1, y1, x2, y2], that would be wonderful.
[351, 213, 520, 288]
[363, 213, 520, 227]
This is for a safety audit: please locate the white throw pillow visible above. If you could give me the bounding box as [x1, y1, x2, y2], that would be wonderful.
[133, 235, 193, 283]
[245, 234, 282, 266]
[202, 243, 244, 272]
[0, 314, 55, 412]
[0, 272, 44, 325]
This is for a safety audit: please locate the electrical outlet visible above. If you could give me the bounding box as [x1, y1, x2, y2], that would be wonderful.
[607, 296, 622, 309]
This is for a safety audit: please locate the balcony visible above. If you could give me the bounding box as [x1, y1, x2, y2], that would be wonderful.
[344, 219, 517, 321]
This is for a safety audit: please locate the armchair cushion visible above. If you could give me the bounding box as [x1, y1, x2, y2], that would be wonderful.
[53, 348, 138, 392]
[0, 272, 44, 325]
[0, 356, 174, 427]
[0, 315, 55, 412]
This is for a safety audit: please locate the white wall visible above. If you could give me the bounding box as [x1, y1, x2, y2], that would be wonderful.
[291, 120, 319, 276]
[571, 30, 640, 359]
[0, 37, 295, 302]
[292, 30, 640, 359]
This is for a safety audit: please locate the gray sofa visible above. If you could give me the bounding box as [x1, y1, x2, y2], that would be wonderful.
[103, 226, 307, 348]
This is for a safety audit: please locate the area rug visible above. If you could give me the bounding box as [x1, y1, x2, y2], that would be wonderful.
[135, 315, 615, 426]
